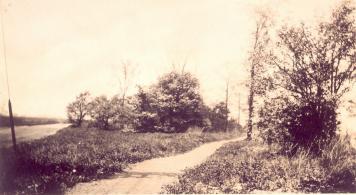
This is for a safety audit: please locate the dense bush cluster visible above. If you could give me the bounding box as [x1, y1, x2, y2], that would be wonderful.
[133, 72, 205, 133]
[258, 96, 339, 154]
[0, 127, 236, 194]
[67, 71, 240, 132]
[254, 1, 356, 154]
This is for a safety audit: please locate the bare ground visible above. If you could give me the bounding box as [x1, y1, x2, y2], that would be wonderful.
[67, 136, 244, 194]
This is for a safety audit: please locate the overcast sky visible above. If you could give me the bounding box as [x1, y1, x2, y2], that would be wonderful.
[0, 0, 354, 127]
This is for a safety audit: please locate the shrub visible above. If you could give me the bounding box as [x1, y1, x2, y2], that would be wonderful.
[258, 95, 339, 155]
[283, 99, 338, 154]
[257, 95, 294, 145]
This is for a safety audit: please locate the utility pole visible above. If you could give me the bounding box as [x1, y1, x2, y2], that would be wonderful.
[0, 0, 16, 151]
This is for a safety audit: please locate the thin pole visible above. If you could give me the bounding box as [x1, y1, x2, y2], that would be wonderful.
[0, 0, 10, 98]
[0, 1, 16, 151]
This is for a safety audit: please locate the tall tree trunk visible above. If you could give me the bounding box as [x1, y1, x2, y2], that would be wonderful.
[122, 94, 125, 107]
[247, 62, 255, 140]
[225, 80, 229, 132]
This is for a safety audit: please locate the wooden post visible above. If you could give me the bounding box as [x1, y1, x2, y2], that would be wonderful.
[8, 99, 17, 151]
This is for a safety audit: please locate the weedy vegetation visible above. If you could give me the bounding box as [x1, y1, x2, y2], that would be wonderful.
[0, 127, 237, 194]
[162, 134, 356, 193]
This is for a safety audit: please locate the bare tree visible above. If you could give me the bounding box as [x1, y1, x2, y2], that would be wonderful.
[247, 11, 272, 140]
[118, 60, 138, 107]
[171, 58, 188, 74]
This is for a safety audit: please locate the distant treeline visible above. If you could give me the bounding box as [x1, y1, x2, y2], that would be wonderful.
[0, 114, 66, 127]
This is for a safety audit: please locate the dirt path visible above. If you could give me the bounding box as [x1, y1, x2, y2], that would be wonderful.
[67, 136, 244, 194]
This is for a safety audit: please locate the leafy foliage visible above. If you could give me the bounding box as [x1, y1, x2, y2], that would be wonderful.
[111, 95, 136, 130]
[134, 71, 205, 133]
[258, 96, 339, 154]
[133, 86, 160, 132]
[66, 91, 91, 127]
[257, 1, 356, 152]
[209, 102, 229, 131]
[89, 96, 117, 130]
[154, 71, 204, 132]
[202, 102, 240, 132]
[67, 71, 208, 133]
[274, 2, 356, 100]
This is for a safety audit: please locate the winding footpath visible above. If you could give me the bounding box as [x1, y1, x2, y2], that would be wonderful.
[67, 136, 244, 194]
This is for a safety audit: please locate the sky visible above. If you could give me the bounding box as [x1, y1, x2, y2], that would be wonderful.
[0, 0, 354, 127]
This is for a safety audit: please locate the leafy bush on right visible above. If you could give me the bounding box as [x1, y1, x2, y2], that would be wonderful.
[256, 0, 355, 155]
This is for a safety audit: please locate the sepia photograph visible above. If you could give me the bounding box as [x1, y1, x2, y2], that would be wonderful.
[0, 0, 355, 194]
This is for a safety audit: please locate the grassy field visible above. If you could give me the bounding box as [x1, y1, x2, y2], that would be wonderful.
[163, 136, 356, 193]
[0, 127, 237, 194]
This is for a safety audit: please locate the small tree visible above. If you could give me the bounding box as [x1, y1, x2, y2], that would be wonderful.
[246, 10, 273, 140]
[66, 91, 91, 127]
[89, 96, 117, 130]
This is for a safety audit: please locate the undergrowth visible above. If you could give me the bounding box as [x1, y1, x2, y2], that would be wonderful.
[0, 127, 236, 194]
[162, 135, 356, 193]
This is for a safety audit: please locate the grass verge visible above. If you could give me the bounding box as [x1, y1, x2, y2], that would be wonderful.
[0, 127, 237, 194]
[162, 135, 356, 193]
